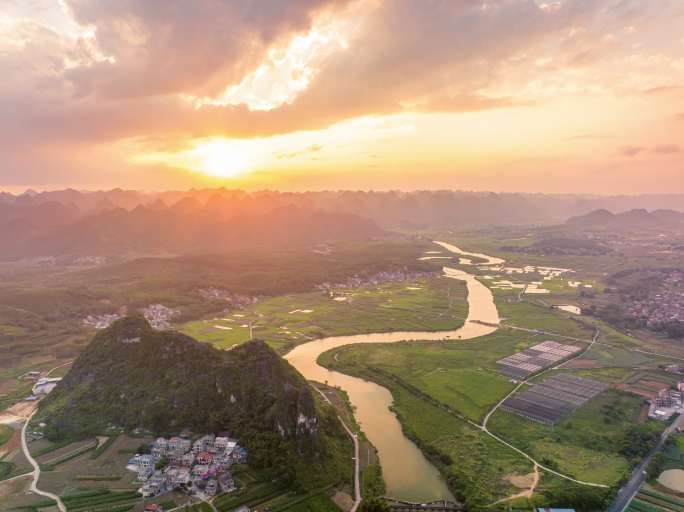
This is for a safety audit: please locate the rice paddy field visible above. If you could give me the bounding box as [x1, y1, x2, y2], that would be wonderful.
[179, 277, 468, 353]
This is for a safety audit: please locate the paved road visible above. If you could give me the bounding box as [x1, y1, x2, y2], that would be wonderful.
[342, 420, 361, 512]
[20, 411, 66, 512]
[607, 414, 684, 512]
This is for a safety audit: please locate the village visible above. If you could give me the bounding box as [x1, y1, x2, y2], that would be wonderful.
[198, 287, 259, 308]
[83, 304, 180, 331]
[623, 269, 684, 338]
[127, 433, 247, 500]
[317, 269, 440, 296]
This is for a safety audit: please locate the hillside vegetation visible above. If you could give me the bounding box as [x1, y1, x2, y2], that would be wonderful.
[36, 316, 351, 488]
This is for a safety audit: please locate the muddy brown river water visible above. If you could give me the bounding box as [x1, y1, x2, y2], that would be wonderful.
[285, 242, 502, 501]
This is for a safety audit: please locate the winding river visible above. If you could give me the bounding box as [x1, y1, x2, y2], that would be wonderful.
[285, 242, 502, 502]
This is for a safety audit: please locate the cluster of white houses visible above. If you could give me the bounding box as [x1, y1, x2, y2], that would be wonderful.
[126, 434, 247, 499]
[648, 382, 684, 421]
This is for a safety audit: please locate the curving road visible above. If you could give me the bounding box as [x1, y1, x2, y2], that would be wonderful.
[21, 411, 66, 512]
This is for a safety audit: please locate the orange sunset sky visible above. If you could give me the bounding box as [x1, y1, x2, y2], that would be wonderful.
[1, 0, 683, 193]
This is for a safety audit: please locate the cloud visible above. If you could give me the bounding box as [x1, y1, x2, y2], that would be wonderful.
[3, 0, 680, 144]
[652, 144, 681, 154]
[2, 0, 684, 188]
[404, 94, 528, 113]
[567, 134, 614, 141]
[619, 145, 645, 157]
[62, 0, 349, 99]
[618, 144, 682, 157]
[0, 1, 350, 146]
[276, 144, 323, 160]
[639, 85, 684, 96]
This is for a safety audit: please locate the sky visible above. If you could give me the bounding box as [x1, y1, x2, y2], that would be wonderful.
[1, 0, 683, 194]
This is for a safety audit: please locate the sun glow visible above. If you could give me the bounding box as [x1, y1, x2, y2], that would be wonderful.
[190, 140, 254, 178]
[130, 138, 266, 179]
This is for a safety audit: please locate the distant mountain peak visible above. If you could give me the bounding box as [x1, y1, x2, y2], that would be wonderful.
[567, 208, 684, 228]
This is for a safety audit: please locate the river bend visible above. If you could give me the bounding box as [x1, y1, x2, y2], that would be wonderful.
[285, 242, 501, 501]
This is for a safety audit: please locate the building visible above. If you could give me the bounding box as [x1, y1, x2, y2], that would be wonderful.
[193, 434, 215, 454]
[133, 454, 157, 481]
[168, 468, 191, 487]
[231, 447, 248, 463]
[215, 436, 237, 451]
[181, 452, 195, 467]
[205, 479, 218, 496]
[32, 377, 62, 396]
[197, 452, 213, 465]
[168, 436, 190, 454]
[648, 386, 684, 421]
[219, 473, 236, 493]
[192, 464, 210, 477]
[127, 433, 246, 499]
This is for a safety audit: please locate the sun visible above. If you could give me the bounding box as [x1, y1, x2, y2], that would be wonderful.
[191, 139, 253, 178]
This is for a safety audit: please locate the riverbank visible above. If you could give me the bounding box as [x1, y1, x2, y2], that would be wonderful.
[284, 241, 501, 502]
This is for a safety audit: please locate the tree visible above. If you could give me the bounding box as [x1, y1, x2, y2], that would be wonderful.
[619, 425, 658, 459]
[647, 453, 666, 481]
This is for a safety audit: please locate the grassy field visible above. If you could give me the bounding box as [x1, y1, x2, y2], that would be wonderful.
[318, 330, 532, 422]
[356, 364, 532, 507]
[319, 330, 570, 506]
[180, 277, 468, 354]
[320, 300, 670, 508]
[0, 425, 12, 447]
[495, 296, 595, 340]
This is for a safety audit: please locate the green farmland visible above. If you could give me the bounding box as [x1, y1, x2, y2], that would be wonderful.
[180, 277, 468, 353]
